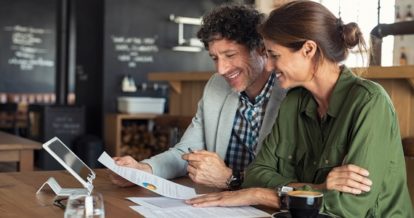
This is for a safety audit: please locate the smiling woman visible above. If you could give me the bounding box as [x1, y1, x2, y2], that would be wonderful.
[247, 1, 412, 215]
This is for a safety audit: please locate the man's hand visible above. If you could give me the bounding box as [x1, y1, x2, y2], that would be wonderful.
[323, 164, 372, 194]
[186, 188, 280, 208]
[108, 156, 153, 187]
[182, 150, 232, 189]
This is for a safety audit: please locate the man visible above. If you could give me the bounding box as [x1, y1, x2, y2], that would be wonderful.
[110, 4, 286, 189]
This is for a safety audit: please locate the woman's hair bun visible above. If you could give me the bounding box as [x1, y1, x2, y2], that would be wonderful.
[342, 22, 363, 49]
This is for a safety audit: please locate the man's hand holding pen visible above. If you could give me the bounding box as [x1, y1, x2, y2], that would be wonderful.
[182, 148, 232, 189]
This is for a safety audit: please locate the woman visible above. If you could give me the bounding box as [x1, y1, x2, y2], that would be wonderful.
[187, 1, 413, 217]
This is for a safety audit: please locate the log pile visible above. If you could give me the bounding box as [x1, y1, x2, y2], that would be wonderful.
[119, 121, 171, 161]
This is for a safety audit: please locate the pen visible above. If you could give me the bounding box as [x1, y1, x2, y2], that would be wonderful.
[177, 147, 194, 154]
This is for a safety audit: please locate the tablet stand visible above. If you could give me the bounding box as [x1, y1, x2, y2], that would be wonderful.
[36, 137, 96, 201]
[36, 177, 92, 199]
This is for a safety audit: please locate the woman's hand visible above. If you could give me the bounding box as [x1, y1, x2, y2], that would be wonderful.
[323, 164, 372, 194]
[186, 188, 280, 208]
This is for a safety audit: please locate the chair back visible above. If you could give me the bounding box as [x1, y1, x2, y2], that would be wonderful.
[402, 137, 414, 208]
[0, 103, 18, 134]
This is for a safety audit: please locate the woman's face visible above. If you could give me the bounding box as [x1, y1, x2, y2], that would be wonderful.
[264, 39, 314, 89]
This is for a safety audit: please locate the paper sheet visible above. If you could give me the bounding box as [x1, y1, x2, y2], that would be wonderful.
[130, 205, 270, 218]
[127, 197, 188, 209]
[98, 152, 197, 199]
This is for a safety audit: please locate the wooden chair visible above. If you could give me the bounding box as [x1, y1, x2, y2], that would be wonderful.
[402, 137, 414, 207]
[0, 103, 18, 135]
[402, 137, 414, 158]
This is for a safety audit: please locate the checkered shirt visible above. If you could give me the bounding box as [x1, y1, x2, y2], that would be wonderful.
[224, 73, 275, 172]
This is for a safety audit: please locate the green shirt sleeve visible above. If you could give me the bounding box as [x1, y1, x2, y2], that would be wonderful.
[321, 90, 412, 217]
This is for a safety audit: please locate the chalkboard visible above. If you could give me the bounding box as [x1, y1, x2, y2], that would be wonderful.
[43, 106, 85, 143]
[0, 0, 56, 93]
[103, 0, 224, 113]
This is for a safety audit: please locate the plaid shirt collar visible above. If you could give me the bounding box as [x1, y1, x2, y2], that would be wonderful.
[239, 73, 275, 107]
[224, 72, 276, 172]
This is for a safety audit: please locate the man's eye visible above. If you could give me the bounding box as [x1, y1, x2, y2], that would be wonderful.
[270, 54, 279, 59]
[226, 54, 235, 58]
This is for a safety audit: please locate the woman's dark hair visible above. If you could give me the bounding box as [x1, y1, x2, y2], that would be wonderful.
[197, 4, 264, 50]
[259, 0, 366, 64]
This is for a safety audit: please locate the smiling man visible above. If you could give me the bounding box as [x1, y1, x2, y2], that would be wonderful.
[109, 4, 286, 190]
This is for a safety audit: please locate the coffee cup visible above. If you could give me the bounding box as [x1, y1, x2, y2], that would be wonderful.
[286, 190, 323, 218]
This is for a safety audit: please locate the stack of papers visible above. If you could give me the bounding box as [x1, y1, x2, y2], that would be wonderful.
[127, 197, 270, 218]
[98, 152, 270, 218]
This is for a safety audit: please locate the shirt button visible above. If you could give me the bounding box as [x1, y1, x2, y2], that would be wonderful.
[325, 159, 329, 164]
[288, 155, 292, 159]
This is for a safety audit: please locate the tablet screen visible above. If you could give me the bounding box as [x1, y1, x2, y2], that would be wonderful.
[43, 137, 95, 189]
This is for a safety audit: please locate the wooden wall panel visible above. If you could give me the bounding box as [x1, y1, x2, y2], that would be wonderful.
[190, 81, 205, 115]
[411, 89, 414, 138]
[169, 92, 181, 116]
[374, 79, 413, 138]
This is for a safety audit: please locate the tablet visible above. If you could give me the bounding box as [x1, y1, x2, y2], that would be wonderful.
[43, 137, 95, 192]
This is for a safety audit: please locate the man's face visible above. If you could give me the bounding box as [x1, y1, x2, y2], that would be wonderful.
[208, 38, 266, 95]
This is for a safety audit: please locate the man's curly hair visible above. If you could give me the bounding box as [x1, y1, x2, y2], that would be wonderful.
[197, 4, 264, 51]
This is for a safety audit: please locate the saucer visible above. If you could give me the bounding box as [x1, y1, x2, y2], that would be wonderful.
[272, 211, 332, 218]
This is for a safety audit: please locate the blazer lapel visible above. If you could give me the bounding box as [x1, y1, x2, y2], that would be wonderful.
[256, 81, 286, 152]
[215, 92, 239, 159]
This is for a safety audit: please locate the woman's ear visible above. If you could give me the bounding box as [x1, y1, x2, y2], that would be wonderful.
[302, 40, 317, 58]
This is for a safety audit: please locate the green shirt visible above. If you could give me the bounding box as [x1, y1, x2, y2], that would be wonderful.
[243, 67, 413, 217]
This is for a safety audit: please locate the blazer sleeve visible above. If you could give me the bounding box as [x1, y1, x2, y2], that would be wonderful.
[141, 76, 215, 179]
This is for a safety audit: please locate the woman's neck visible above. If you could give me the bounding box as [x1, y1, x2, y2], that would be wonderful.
[304, 63, 341, 117]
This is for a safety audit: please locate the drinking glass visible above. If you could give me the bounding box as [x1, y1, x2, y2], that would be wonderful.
[64, 192, 105, 218]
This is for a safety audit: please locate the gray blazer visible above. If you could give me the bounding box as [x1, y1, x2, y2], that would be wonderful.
[142, 73, 286, 179]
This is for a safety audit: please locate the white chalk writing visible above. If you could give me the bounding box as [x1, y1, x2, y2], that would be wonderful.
[111, 35, 159, 68]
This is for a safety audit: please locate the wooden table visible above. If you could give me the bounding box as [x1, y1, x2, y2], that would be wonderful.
[0, 131, 42, 171]
[0, 169, 275, 217]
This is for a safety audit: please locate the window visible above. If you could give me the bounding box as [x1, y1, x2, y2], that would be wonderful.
[317, 0, 395, 67]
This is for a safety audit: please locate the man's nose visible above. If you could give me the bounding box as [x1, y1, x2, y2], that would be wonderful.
[265, 59, 275, 72]
[216, 59, 230, 75]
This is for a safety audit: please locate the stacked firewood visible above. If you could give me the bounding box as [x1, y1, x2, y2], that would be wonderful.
[119, 121, 171, 161]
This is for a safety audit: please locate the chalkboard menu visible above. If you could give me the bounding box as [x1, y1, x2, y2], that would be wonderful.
[0, 0, 56, 93]
[43, 106, 85, 143]
[103, 0, 222, 113]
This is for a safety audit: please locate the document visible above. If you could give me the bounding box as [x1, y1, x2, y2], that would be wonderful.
[127, 197, 270, 218]
[98, 152, 197, 199]
[130, 205, 270, 218]
[127, 197, 188, 209]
